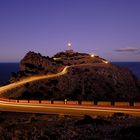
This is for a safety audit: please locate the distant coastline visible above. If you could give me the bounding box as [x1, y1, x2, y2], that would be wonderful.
[0, 62, 140, 85]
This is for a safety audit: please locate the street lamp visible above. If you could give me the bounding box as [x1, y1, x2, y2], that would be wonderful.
[103, 60, 109, 64]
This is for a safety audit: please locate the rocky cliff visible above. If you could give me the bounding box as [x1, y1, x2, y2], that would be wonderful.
[7, 51, 140, 101]
[9, 51, 107, 81]
[20, 51, 63, 74]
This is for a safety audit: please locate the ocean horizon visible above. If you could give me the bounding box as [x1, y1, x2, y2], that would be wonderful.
[0, 62, 140, 85]
[112, 62, 140, 80]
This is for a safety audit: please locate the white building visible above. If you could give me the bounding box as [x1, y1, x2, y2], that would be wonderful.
[65, 42, 74, 53]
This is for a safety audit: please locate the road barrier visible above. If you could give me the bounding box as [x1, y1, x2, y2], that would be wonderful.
[98, 101, 111, 106]
[0, 98, 140, 108]
[30, 100, 41, 104]
[114, 102, 130, 107]
[82, 101, 93, 105]
[66, 101, 78, 105]
[41, 100, 51, 104]
[53, 101, 64, 104]
[134, 102, 140, 107]
[17, 100, 29, 103]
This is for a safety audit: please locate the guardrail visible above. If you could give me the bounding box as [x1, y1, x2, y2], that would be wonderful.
[0, 98, 140, 107]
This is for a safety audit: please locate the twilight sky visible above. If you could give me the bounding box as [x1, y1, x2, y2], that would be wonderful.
[0, 0, 140, 62]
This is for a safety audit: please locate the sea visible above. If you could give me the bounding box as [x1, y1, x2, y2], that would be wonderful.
[0, 63, 19, 85]
[0, 62, 140, 85]
[113, 62, 140, 80]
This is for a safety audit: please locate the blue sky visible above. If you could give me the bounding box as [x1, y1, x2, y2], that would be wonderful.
[0, 0, 140, 62]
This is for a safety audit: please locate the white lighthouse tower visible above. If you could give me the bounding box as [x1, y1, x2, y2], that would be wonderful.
[65, 42, 74, 53]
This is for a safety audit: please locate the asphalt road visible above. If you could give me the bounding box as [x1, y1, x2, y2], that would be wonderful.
[0, 100, 140, 116]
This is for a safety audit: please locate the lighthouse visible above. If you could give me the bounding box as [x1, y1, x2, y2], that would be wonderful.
[65, 42, 74, 53]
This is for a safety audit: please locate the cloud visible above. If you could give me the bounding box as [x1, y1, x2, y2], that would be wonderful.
[115, 47, 139, 52]
[134, 51, 140, 54]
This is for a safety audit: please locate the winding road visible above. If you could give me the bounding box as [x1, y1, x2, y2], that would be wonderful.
[0, 64, 140, 116]
[0, 66, 69, 95]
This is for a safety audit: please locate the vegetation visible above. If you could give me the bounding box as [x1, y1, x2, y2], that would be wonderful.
[0, 111, 140, 140]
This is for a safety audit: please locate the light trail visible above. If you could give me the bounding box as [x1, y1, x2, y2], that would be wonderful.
[0, 100, 140, 116]
[0, 66, 69, 95]
[0, 64, 139, 116]
[0, 64, 106, 95]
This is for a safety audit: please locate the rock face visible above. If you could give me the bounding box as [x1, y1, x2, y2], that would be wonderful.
[10, 51, 63, 82]
[20, 51, 62, 74]
[7, 51, 140, 101]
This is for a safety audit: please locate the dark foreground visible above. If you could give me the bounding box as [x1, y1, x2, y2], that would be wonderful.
[0, 112, 140, 140]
